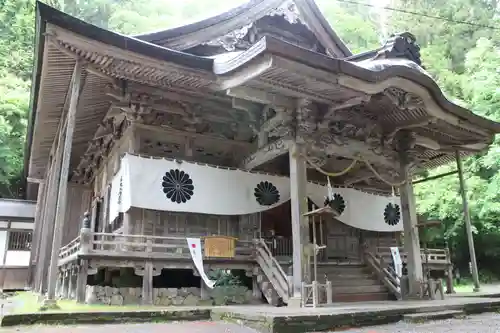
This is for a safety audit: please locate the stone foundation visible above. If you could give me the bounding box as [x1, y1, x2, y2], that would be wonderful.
[85, 285, 255, 306]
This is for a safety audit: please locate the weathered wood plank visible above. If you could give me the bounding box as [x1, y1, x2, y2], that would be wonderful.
[46, 61, 84, 302]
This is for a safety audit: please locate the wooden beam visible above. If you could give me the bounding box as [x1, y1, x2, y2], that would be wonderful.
[215, 54, 273, 90]
[47, 26, 214, 82]
[240, 138, 290, 170]
[127, 82, 232, 105]
[45, 61, 84, 303]
[134, 123, 253, 149]
[338, 75, 491, 138]
[412, 170, 458, 185]
[109, 83, 238, 116]
[26, 177, 44, 183]
[310, 140, 400, 170]
[343, 173, 373, 186]
[319, 95, 371, 127]
[232, 98, 259, 112]
[227, 86, 296, 109]
[260, 109, 292, 133]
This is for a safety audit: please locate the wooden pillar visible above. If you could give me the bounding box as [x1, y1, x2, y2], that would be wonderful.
[61, 270, 69, 299]
[28, 181, 45, 288]
[68, 267, 76, 299]
[76, 214, 91, 303]
[252, 275, 261, 301]
[121, 123, 138, 235]
[455, 150, 480, 292]
[55, 271, 62, 298]
[0, 227, 10, 291]
[399, 149, 423, 297]
[141, 261, 154, 305]
[288, 142, 309, 306]
[200, 278, 210, 301]
[76, 260, 88, 303]
[36, 155, 61, 294]
[258, 106, 269, 148]
[44, 62, 83, 306]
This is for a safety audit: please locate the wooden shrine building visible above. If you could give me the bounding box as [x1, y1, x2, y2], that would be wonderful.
[0, 199, 36, 291]
[26, 0, 500, 307]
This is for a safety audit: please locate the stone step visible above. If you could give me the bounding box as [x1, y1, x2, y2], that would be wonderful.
[332, 292, 390, 302]
[320, 271, 374, 279]
[324, 278, 380, 287]
[316, 266, 368, 275]
[331, 284, 387, 294]
[403, 310, 466, 323]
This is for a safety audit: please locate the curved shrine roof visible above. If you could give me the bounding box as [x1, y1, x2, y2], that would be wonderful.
[24, 1, 500, 192]
[135, 0, 352, 57]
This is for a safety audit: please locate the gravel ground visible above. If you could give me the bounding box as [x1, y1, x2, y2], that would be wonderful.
[0, 321, 260, 333]
[339, 313, 500, 333]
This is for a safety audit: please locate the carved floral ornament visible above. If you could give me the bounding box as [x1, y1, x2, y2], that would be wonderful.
[205, 23, 253, 52]
[384, 87, 424, 110]
[204, 0, 304, 51]
[268, 0, 303, 25]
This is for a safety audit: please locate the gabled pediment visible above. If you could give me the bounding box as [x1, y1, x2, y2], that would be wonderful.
[136, 0, 351, 58]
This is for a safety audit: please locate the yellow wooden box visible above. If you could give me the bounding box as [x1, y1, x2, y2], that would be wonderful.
[203, 236, 237, 258]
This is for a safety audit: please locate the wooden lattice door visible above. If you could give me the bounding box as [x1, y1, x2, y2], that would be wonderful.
[325, 219, 360, 261]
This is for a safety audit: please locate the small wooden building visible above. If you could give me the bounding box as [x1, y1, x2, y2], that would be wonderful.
[0, 199, 35, 291]
[25, 0, 500, 307]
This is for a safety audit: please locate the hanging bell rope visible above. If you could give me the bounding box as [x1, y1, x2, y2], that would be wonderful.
[301, 152, 406, 187]
[302, 154, 358, 177]
[360, 157, 406, 187]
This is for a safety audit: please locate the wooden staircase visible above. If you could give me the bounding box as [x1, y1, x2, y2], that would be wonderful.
[316, 263, 393, 302]
[254, 239, 291, 306]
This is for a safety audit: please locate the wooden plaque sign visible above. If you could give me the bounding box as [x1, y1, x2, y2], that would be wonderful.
[203, 236, 237, 258]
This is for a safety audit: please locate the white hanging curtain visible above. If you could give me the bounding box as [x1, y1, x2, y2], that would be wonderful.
[109, 154, 403, 232]
[307, 183, 403, 232]
[110, 154, 291, 216]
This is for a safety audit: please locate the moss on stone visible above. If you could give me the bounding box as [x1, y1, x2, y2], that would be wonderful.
[1, 309, 211, 327]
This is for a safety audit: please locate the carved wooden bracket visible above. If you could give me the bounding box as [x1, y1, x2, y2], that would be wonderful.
[240, 138, 290, 170]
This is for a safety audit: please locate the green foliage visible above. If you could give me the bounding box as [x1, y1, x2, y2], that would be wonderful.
[0, 73, 29, 197]
[1, 0, 500, 276]
[208, 269, 242, 287]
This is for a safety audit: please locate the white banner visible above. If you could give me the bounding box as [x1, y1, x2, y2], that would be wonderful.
[186, 238, 216, 289]
[307, 183, 403, 232]
[109, 167, 123, 222]
[390, 246, 403, 278]
[119, 154, 291, 215]
[108, 154, 403, 232]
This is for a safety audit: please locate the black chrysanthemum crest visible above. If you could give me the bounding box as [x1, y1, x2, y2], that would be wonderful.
[326, 193, 346, 215]
[384, 203, 401, 226]
[254, 181, 280, 206]
[161, 169, 194, 204]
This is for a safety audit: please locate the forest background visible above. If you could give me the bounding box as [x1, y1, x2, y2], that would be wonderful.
[1, 0, 500, 281]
